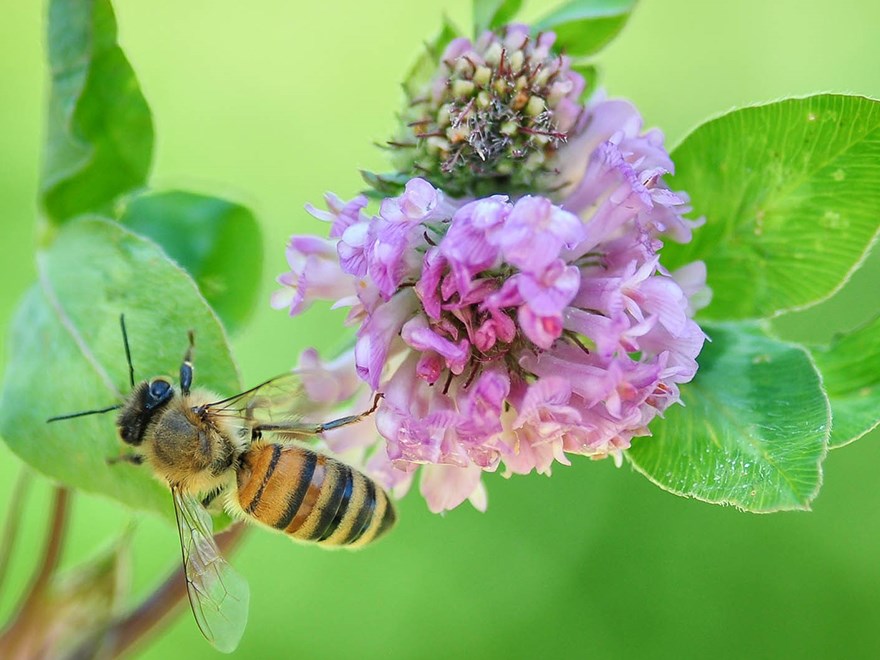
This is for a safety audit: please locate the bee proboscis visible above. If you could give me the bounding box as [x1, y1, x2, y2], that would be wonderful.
[48, 316, 395, 652]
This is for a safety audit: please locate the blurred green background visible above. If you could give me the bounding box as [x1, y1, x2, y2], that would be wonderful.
[2, 0, 880, 658]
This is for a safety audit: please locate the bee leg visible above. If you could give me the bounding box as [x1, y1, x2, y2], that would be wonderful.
[255, 392, 385, 436]
[180, 330, 195, 396]
[200, 487, 225, 513]
[107, 453, 144, 466]
[318, 392, 384, 432]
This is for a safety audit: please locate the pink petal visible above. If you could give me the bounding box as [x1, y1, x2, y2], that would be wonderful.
[420, 464, 486, 513]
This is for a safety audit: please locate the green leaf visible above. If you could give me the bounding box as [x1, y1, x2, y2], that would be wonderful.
[473, 0, 523, 35]
[41, 0, 153, 225]
[361, 170, 409, 198]
[666, 94, 880, 321]
[627, 323, 829, 512]
[402, 17, 461, 101]
[0, 218, 240, 522]
[534, 0, 637, 57]
[809, 315, 880, 448]
[117, 190, 262, 334]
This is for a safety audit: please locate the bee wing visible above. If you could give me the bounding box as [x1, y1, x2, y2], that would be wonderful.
[172, 488, 250, 653]
[201, 372, 314, 426]
[202, 371, 380, 441]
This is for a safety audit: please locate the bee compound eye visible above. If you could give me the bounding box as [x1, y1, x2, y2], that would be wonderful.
[150, 379, 170, 397]
[147, 379, 172, 407]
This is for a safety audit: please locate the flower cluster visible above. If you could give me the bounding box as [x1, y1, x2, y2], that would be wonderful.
[390, 24, 587, 198]
[274, 93, 709, 511]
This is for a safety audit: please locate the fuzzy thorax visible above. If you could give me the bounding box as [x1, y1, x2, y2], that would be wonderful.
[134, 388, 247, 495]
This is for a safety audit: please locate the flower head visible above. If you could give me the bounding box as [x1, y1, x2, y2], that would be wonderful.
[276, 54, 710, 512]
[390, 25, 587, 198]
[278, 106, 709, 510]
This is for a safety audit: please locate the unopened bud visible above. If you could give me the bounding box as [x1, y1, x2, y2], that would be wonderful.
[452, 79, 476, 97]
[509, 50, 525, 72]
[525, 96, 545, 117]
[390, 23, 586, 197]
[473, 66, 492, 87]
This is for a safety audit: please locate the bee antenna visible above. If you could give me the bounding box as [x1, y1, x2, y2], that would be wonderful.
[47, 404, 122, 423]
[120, 313, 135, 388]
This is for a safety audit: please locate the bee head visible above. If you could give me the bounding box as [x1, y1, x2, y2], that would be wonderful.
[116, 377, 175, 445]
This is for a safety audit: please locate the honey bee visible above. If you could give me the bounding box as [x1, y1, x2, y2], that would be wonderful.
[49, 316, 395, 652]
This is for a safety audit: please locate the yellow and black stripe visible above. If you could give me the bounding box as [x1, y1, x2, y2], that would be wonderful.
[236, 442, 395, 547]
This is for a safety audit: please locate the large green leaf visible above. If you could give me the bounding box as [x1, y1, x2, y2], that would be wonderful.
[627, 323, 829, 512]
[473, 0, 523, 35]
[118, 190, 263, 334]
[809, 315, 880, 448]
[534, 0, 637, 57]
[666, 94, 880, 321]
[0, 218, 240, 521]
[41, 0, 153, 225]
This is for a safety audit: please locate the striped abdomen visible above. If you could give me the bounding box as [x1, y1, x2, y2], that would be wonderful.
[236, 442, 395, 547]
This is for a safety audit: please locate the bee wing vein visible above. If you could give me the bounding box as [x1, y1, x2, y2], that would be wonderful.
[172, 488, 249, 652]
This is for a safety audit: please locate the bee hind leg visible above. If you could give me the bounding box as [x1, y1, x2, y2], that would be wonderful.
[318, 392, 384, 432]
[253, 392, 385, 437]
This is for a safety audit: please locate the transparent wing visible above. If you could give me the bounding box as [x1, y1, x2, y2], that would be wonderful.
[172, 488, 250, 653]
[202, 371, 380, 441]
[201, 372, 313, 426]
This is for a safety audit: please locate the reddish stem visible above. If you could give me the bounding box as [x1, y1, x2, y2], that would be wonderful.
[72, 523, 248, 659]
[0, 486, 71, 659]
[0, 469, 33, 598]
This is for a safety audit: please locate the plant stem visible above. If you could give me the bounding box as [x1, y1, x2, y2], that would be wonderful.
[70, 522, 248, 659]
[0, 469, 33, 599]
[32, 487, 70, 592]
[0, 486, 71, 658]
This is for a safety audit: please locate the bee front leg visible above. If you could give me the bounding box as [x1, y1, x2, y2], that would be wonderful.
[108, 453, 144, 466]
[200, 487, 226, 513]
